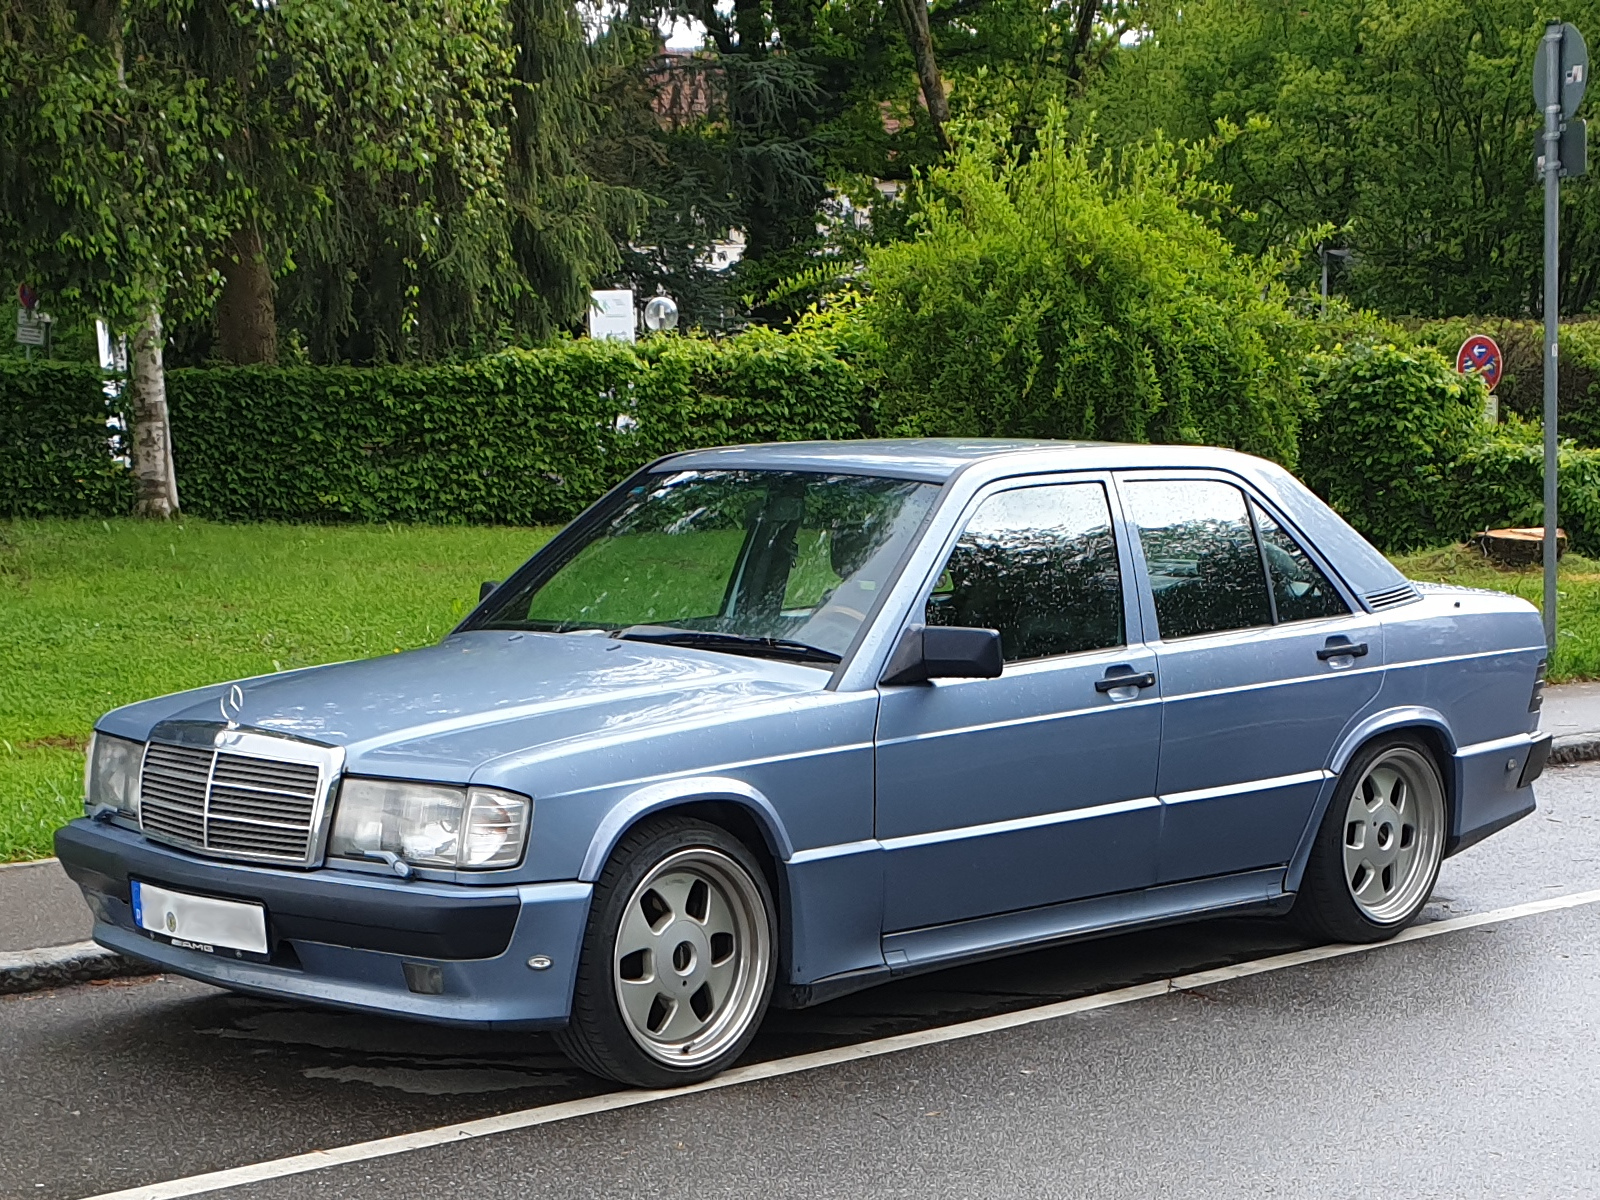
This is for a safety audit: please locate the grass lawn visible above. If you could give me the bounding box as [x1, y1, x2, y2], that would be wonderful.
[1, 518, 1592, 863]
[0, 519, 552, 862]
[1388, 546, 1600, 679]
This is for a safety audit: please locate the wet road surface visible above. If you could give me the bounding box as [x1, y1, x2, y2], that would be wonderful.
[4, 762, 1598, 1200]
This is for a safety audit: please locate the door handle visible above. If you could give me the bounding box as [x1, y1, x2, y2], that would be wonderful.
[1095, 670, 1157, 692]
[1317, 640, 1369, 661]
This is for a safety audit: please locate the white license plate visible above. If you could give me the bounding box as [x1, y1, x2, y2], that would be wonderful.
[131, 881, 268, 956]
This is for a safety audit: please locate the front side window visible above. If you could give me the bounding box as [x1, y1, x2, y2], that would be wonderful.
[1124, 480, 1272, 640]
[477, 470, 938, 659]
[1252, 502, 1349, 623]
[926, 482, 1124, 663]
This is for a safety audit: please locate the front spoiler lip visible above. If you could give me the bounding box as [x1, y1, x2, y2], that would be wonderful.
[55, 818, 524, 961]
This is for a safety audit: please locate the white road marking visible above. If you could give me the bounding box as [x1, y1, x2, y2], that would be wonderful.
[81, 886, 1600, 1200]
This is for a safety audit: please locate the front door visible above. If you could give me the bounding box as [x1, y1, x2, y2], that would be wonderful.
[875, 477, 1163, 934]
[1118, 475, 1383, 884]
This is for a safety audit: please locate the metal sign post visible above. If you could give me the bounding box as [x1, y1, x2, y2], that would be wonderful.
[1535, 22, 1589, 649]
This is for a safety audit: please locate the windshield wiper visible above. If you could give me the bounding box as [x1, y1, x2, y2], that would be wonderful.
[613, 626, 842, 665]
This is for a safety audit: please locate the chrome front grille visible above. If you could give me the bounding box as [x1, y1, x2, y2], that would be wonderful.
[139, 738, 330, 866]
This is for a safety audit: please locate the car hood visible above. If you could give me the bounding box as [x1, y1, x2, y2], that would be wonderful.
[102, 631, 832, 782]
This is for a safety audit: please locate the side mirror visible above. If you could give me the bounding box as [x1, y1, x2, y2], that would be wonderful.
[479, 580, 500, 603]
[880, 624, 1003, 686]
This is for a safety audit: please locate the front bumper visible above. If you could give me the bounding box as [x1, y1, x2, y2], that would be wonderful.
[55, 819, 591, 1029]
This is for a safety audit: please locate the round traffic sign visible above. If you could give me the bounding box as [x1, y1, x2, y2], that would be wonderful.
[17, 282, 38, 312]
[1457, 335, 1504, 392]
[1535, 22, 1589, 119]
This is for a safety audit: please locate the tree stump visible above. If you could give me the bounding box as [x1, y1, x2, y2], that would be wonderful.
[1476, 527, 1566, 567]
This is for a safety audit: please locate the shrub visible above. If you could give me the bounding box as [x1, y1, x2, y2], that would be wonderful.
[857, 111, 1310, 464]
[0, 361, 131, 518]
[1455, 418, 1600, 557]
[164, 332, 869, 524]
[1300, 341, 1486, 552]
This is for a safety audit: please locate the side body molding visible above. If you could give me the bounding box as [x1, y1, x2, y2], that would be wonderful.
[578, 775, 796, 883]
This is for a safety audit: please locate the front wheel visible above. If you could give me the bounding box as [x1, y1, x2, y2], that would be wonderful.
[1293, 736, 1447, 944]
[555, 816, 776, 1087]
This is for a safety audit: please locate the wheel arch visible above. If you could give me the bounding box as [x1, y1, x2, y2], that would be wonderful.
[1286, 710, 1458, 893]
[577, 777, 796, 997]
[578, 777, 795, 885]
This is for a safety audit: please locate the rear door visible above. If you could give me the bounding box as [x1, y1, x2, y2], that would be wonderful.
[1117, 474, 1382, 884]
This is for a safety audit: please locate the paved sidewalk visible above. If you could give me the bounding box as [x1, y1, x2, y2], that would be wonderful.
[0, 858, 92, 953]
[3, 682, 1599, 989]
[1537, 680, 1600, 740]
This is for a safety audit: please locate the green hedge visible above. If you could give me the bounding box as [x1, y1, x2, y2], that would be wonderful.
[166, 333, 868, 524]
[1301, 340, 1600, 556]
[0, 361, 132, 518]
[1455, 421, 1600, 558]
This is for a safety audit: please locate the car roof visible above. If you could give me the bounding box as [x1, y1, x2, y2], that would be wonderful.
[663, 438, 1256, 483]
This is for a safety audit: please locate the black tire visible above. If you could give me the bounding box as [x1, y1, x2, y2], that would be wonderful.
[554, 815, 777, 1087]
[1292, 734, 1448, 944]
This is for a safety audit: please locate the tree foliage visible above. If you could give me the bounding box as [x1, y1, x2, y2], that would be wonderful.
[1087, 0, 1600, 316]
[854, 110, 1309, 463]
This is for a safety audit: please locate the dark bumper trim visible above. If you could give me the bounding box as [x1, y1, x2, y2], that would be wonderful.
[55, 820, 521, 961]
[1520, 732, 1554, 788]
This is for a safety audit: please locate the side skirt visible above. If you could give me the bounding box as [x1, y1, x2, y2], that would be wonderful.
[781, 867, 1292, 1010]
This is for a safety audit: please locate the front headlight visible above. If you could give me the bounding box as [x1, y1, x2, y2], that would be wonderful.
[329, 778, 531, 870]
[84, 732, 144, 818]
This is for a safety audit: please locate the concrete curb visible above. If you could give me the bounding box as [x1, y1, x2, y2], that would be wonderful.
[0, 940, 154, 995]
[1549, 733, 1600, 766]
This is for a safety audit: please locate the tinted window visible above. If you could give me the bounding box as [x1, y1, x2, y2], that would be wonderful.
[1252, 501, 1349, 622]
[926, 483, 1123, 662]
[1125, 480, 1272, 639]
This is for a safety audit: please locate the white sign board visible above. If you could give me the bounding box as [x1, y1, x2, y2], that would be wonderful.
[16, 307, 49, 346]
[589, 289, 636, 343]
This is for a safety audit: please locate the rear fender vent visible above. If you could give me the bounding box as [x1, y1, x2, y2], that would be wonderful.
[1364, 582, 1423, 612]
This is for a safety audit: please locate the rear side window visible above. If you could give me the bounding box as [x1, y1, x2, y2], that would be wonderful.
[927, 482, 1124, 662]
[1252, 501, 1349, 622]
[1124, 480, 1272, 639]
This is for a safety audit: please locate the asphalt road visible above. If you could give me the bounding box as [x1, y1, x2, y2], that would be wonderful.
[4, 763, 1598, 1200]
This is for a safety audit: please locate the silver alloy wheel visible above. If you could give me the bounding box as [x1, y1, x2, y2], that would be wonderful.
[612, 847, 771, 1068]
[1341, 745, 1445, 923]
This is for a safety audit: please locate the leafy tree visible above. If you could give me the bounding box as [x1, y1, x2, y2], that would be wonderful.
[854, 109, 1310, 462]
[1086, 0, 1600, 316]
[0, 0, 237, 515]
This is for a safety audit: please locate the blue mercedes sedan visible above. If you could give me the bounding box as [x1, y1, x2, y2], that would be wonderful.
[57, 440, 1552, 1086]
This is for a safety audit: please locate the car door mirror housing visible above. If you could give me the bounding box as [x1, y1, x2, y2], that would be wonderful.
[881, 624, 1004, 686]
[480, 580, 500, 603]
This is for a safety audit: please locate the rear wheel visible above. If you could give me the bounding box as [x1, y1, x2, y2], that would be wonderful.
[1293, 736, 1447, 944]
[555, 816, 776, 1087]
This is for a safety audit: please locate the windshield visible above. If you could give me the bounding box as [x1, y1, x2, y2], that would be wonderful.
[477, 469, 939, 659]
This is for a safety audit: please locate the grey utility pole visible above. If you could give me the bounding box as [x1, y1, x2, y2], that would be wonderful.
[1535, 22, 1589, 649]
[1318, 244, 1352, 317]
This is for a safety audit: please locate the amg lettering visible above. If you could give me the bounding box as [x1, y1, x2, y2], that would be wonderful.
[171, 938, 215, 954]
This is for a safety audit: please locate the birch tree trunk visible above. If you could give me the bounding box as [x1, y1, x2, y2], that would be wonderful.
[129, 304, 180, 518]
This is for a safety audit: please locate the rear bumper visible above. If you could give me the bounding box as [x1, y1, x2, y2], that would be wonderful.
[55, 819, 591, 1030]
[1447, 731, 1548, 857]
